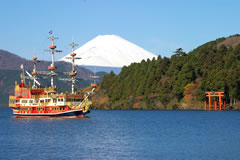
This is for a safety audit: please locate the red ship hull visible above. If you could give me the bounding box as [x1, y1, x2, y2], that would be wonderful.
[14, 109, 90, 118]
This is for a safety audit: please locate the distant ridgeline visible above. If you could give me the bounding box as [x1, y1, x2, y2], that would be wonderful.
[97, 34, 240, 110]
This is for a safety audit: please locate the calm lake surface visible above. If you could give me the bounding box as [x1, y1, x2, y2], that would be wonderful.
[0, 108, 240, 160]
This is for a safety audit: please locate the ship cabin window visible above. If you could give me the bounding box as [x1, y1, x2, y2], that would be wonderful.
[37, 107, 44, 111]
[15, 92, 21, 96]
[29, 100, 33, 103]
[9, 99, 15, 104]
[16, 100, 20, 103]
[20, 107, 28, 111]
[53, 107, 59, 110]
[22, 92, 28, 97]
[40, 100, 44, 103]
[57, 98, 64, 102]
[21, 100, 28, 103]
[32, 107, 36, 111]
[45, 99, 50, 103]
[66, 99, 81, 102]
[35, 100, 39, 103]
[53, 99, 57, 103]
[75, 99, 81, 102]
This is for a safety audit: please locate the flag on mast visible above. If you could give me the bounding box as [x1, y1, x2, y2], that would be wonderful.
[20, 64, 24, 69]
[49, 30, 53, 34]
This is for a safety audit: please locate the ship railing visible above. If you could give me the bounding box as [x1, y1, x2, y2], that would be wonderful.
[31, 94, 67, 99]
[42, 87, 58, 92]
[31, 95, 41, 99]
[9, 96, 16, 100]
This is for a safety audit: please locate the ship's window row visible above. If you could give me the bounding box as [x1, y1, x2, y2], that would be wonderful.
[15, 92, 28, 96]
[66, 99, 82, 102]
[51, 107, 65, 110]
[19, 99, 54, 104]
[21, 100, 28, 103]
[37, 107, 44, 111]
[15, 98, 83, 104]
[9, 99, 20, 103]
[19, 107, 28, 111]
[18, 107, 66, 111]
[40, 99, 51, 103]
[57, 98, 64, 102]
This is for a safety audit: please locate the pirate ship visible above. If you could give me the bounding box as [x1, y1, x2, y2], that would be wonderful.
[9, 35, 94, 118]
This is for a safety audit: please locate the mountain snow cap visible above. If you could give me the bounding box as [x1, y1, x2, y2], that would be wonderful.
[60, 35, 157, 67]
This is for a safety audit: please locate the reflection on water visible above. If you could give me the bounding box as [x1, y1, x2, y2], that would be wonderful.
[0, 108, 240, 160]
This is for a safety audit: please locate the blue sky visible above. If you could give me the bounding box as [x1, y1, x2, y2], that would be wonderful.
[0, 0, 239, 61]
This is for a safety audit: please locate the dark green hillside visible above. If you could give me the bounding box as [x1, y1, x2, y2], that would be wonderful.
[99, 35, 240, 109]
[0, 70, 21, 105]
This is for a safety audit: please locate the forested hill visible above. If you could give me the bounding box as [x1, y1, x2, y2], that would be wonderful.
[97, 34, 240, 110]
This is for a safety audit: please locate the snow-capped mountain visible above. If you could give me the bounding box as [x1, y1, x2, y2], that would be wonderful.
[60, 35, 157, 67]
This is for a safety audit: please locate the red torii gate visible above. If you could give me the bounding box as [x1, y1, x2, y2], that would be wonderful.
[205, 91, 225, 111]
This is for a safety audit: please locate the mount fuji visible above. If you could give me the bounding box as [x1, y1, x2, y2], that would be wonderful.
[60, 35, 157, 69]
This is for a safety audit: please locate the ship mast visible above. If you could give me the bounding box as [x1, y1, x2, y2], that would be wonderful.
[68, 42, 81, 94]
[90, 67, 99, 87]
[32, 57, 40, 88]
[45, 35, 62, 88]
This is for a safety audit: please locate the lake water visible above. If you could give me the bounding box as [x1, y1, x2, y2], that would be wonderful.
[0, 108, 240, 160]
